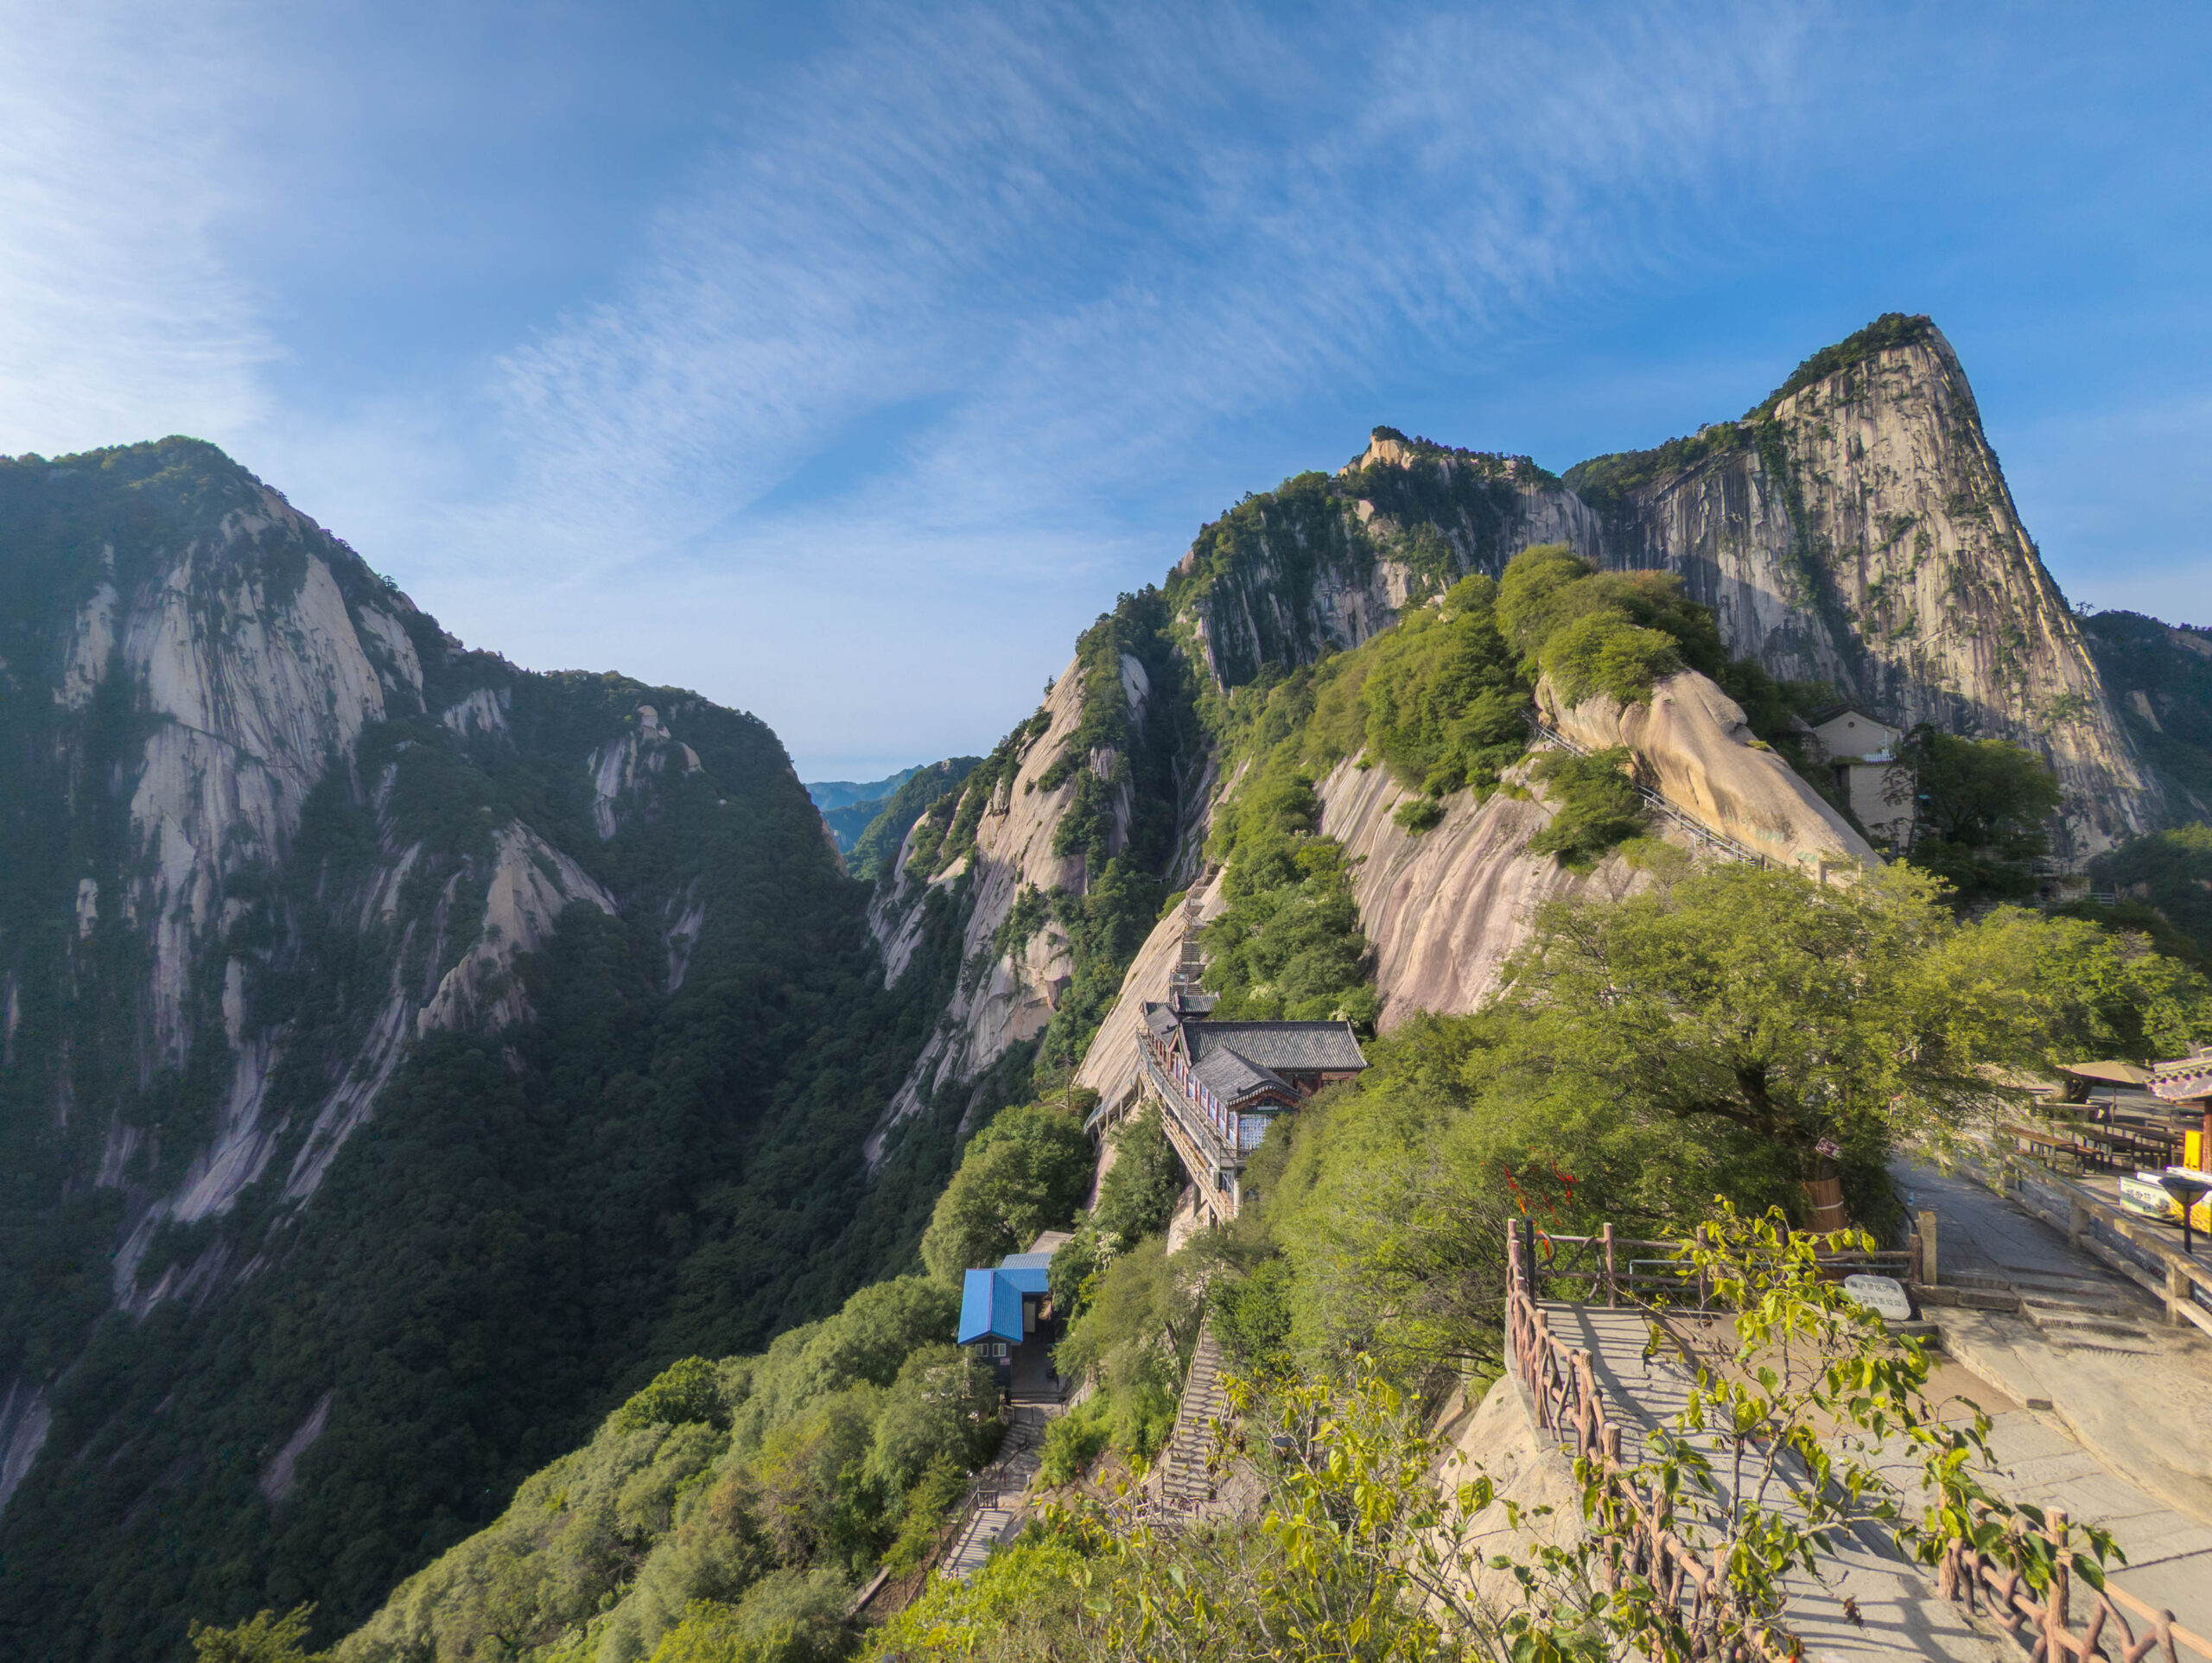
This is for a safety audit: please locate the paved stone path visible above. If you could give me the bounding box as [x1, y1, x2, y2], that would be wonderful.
[1895, 1159, 2212, 1631]
[1543, 1304, 2009, 1662]
[941, 1401, 1053, 1580]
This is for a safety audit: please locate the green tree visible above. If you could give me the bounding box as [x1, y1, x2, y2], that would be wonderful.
[1897, 724, 2065, 901]
[918, 1105, 1093, 1283]
[1091, 1110, 1183, 1254]
[189, 1606, 326, 1663]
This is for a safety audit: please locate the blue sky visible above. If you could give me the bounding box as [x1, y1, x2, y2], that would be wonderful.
[3, 2, 2208, 779]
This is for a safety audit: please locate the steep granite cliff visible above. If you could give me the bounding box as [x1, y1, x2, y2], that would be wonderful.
[1567, 316, 2154, 854]
[0, 441, 951, 1660]
[1156, 319, 2164, 858]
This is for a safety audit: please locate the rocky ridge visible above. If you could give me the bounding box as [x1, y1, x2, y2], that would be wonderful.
[906, 316, 2171, 1137]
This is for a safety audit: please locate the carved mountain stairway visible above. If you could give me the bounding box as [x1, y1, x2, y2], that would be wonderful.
[1153, 1321, 1234, 1513]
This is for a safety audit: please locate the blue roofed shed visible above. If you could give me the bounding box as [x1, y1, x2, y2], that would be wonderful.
[957, 1267, 1026, 1345]
[955, 1234, 1072, 1400]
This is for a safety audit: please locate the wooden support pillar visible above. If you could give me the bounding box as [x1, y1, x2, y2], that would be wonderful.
[1918, 1209, 1939, 1286]
[1601, 1222, 1618, 1307]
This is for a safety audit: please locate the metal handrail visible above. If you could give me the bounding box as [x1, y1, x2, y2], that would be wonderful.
[1524, 712, 1770, 868]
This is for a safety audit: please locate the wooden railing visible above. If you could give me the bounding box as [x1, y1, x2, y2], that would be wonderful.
[1968, 1146, 2212, 1339]
[1940, 1516, 2212, 1661]
[1504, 1227, 1800, 1662]
[1509, 1221, 2212, 1662]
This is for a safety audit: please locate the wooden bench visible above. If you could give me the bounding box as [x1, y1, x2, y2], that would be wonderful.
[2001, 1120, 2096, 1174]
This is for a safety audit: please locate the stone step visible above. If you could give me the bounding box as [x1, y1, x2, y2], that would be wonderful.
[2023, 1308, 2152, 1341]
[2018, 1288, 2138, 1318]
[1917, 1285, 2023, 1311]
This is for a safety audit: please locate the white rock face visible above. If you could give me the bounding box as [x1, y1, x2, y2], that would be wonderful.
[57, 578, 118, 708]
[0, 1378, 52, 1520]
[1541, 671, 1876, 874]
[1075, 870, 1226, 1112]
[1317, 759, 1648, 1028]
[416, 824, 619, 1036]
[441, 685, 511, 739]
[258, 1391, 333, 1505]
[864, 659, 1116, 1159]
[587, 704, 702, 838]
[114, 520, 417, 1070]
[1583, 329, 2154, 855]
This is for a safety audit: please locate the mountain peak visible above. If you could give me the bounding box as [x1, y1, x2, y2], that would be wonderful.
[1747, 311, 1946, 420]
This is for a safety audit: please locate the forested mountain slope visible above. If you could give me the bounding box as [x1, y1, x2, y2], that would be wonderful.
[0, 441, 963, 1660]
[863, 314, 2180, 1151]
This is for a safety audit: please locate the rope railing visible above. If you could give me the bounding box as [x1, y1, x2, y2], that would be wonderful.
[1506, 1223, 2212, 1662]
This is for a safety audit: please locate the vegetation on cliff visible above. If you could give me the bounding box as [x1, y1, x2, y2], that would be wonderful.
[2082, 609, 2212, 809]
[0, 442, 978, 1663]
[842, 757, 980, 880]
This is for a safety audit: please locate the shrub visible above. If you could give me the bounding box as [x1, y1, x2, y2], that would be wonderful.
[614, 1358, 728, 1433]
[1039, 1399, 1113, 1486]
[1391, 797, 1445, 834]
[1525, 747, 1644, 868]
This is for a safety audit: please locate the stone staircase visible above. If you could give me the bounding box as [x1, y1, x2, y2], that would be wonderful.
[1168, 885, 1208, 995]
[1153, 1322, 1235, 1512]
[939, 1400, 1055, 1580]
[1945, 1269, 2159, 1355]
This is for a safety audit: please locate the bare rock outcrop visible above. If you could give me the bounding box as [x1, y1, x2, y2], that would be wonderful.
[864, 658, 1114, 1156]
[1580, 325, 2155, 854]
[416, 824, 618, 1036]
[1315, 759, 1643, 1029]
[1540, 671, 1876, 876]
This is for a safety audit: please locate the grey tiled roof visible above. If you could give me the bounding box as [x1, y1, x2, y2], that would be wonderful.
[1189, 1021, 1367, 1074]
[1193, 1045, 1293, 1105]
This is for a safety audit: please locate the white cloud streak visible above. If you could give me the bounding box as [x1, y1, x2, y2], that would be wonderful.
[452, 0, 1808, 590]
[0, 4, 275, 453]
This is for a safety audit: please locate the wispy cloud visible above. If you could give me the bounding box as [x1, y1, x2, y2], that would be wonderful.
[0, 4, 275, 452]
[452, 1, 1808, 587]
[15, 1, 2196, 777]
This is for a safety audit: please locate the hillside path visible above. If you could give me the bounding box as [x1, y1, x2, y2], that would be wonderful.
[1893, 1160, 2212, 1628]
[1542, 1303, 2008, 1661]
[941, 1400, 1055, 1580]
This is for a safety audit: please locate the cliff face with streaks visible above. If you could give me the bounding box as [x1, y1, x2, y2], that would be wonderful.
[0, 440, 937, 1659]
[1159, 319, 2164, 860]
[1566, 319, 2155, 857]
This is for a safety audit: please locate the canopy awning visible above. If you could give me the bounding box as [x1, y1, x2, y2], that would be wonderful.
[2057, 1060, 2157, 1086]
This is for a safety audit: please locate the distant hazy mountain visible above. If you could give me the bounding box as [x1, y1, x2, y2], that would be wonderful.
[805, 768, 922, 814]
